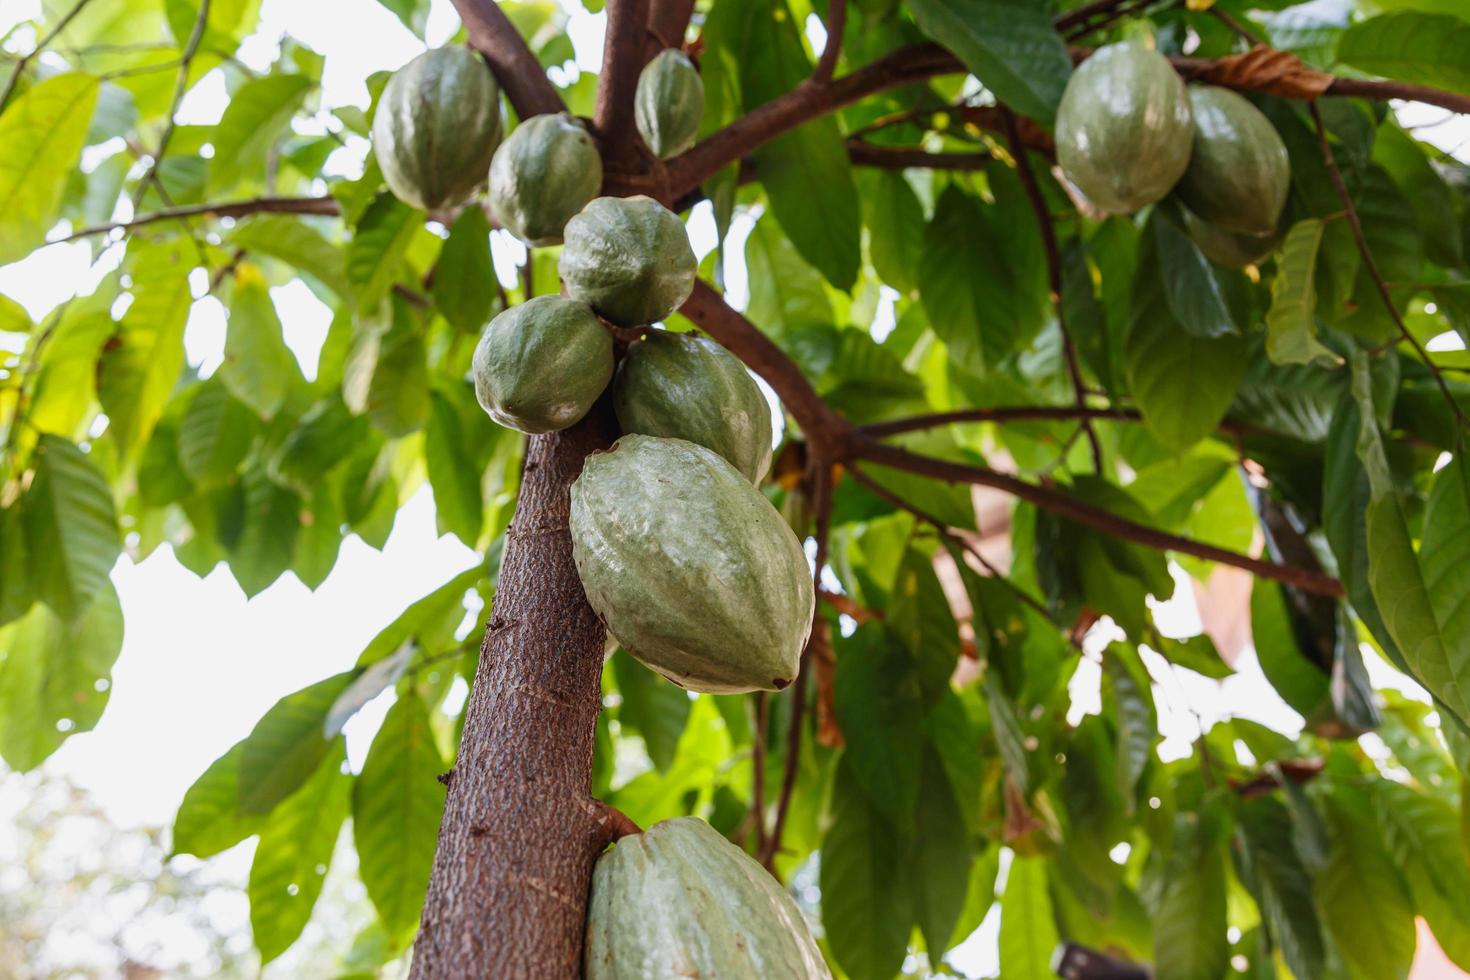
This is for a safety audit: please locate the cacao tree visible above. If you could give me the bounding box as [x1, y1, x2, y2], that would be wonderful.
[4, 0, 1470, 977]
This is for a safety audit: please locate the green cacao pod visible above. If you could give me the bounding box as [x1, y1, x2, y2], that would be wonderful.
[471, 295, 613, 434]
[635, 49, 705, 159]
[585, 817, 831, 980]
[1055, 43, 1193, 215]
[570, 435, 814, 694]
[488, 113, 603, 246]
[371, 47, 503, 212]
[1183, 206, 1282, 268]
[559, 196, 697, 326]
[613, 331, 772, 484]
[1175, 86, 1291, 236]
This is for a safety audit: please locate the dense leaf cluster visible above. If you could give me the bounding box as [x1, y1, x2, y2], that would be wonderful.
[1, 0, 1469, 976]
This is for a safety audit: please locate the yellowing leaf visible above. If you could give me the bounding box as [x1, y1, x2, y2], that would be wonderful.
[0, 73, 100, 264]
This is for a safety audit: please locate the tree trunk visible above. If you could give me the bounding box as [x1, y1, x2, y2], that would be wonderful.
[410, 404, 618, 979]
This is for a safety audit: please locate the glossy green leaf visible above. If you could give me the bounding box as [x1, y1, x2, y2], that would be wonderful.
[1147, 804, 1230, 980]
[861, 169, 925, 295]
[743, 207, 832, 341]
[1235, 796, 1326, 980]
[431, 206, 497, 332]
[208, 74, 314, 192]
[221, 264, 296, 419]
[1337, 12, 1470, 96]
[353, 690, 446, 938]
[230, 215, 353, 305]
[24, 435, 120, 620]
[0, 73, 100, 263]
[1317, 786, 1415, 980]
[612, 650, 690, 772]
[343, 295, 430, 436]
[348, 193, 421, 312]
[1265, 219, 1337, 366]
[229, 470, 300, 597]
[999, 856, 1061, 980]
[833, 625, 924, 828]
[171, 742, 267, 858]
[1103, 644, 1155, 806]
[913, 747, 973, 957]
[97, 244, 191, 453]
[237, 670, 358, 816]
[424, 389, 484, 545]
[177, 380, 260, 486]
[1154, 210, 1240, 340]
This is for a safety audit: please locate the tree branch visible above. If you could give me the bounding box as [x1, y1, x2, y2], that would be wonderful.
[450, 0, 565, 118]
[594, 0, 652, 164]
[0, 0, 98, 112]
[1000, 107, 1102, 473]
[133, 0, 209, 205]
[860, 405, 1145, 438]
[846, 142, 991, 171]
[852, 438, 1345, 597]
[51, 195, 341, 243]
[812, 0, 847, 84]
[646, 0, 695, 59]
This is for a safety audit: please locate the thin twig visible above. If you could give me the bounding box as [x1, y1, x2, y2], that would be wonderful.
[133, 0, 210, 206]
[1309, 102, 1466, 431]
[1208, 6, 1266, 47]
[51, 195, 340, 243]
[0, 0, 98, 112]
[846, 142, 990, 171]
[1000, 107, 1102, 473]
[812, 0, 846, 84]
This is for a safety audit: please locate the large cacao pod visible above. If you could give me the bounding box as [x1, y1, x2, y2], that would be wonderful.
[488, 113, 603, 246]
[585, 817, 832, 980]
[613, 331, 772, 484]
[471, 295, 613, 434]
[635, 49, 705, 159]
[371, 47, 502, 211]
[1175, 86, 1291, 236]
[570, 435, 814, 694]
[1055, 43, 1193, 214]
[559, 196, 697, 326]
[1183, 206, 1282, 268]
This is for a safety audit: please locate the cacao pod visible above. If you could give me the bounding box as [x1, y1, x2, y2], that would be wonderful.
[559, 196, 697, 326]
[570, 435, 814, 694]
[471, 295, 613, 434]
[613, 331, 772, 484]
[1055, 43, 1193, 215]
[488, 113, 603, 246]
[635, 49, 705, 159]
[1175, 86, 1291, 237]
[1183, 206, 1282, 268]
[585, 817, 832, 980]
[371, 47, 502, 212]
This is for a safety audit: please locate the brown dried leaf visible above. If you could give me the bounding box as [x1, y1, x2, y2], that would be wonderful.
[1199, 46, 1334, 100]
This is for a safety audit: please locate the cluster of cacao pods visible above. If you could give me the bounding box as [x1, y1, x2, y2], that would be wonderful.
[1054, 42, 1291, 266]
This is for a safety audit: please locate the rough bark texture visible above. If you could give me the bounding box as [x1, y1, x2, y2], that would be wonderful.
[410, 406, 618, 979]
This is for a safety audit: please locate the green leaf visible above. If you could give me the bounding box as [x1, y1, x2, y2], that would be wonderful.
[221, 264, 297, 419]
[1265, 219, 1337, 366]
[343, 296, 430, 436]
[913, 747, 973, 957]
[372, 0, 430, 35]
[1373, 122, 1463, 268]
[230, 214, 353, 305]
[348, 193, 421, 312]
[0, 507, 33, 628]
[1317, 786, 1415, 980]
[353, 691, 446, 938]
[97, 244, 192, 454]
[986, 672, 1030, 795]
[431, 206, 497, 332]
[1124, 235, 1248, 451]
[743, 209, 832, 342]
[23, 435, 120, 621]
[0, 73, 100, 263]
[1234, 796, 1326, 980]
[904, 0, 1072, 124]
[999, 856, 1061, 980]
[353, 566, 483, 670]
[1147, 805, 1230, 980]
[424, 389, 484, 545]
[1352, 354, 1470, 726]
[1154, 209, 1240, 340]
[1249, 579, 1330, 716]
[612, 651, 691, 771]
[0, 293, 31, 334]
[1337, 11, 1470, 97]
[1373, 779, 1470, 969]
[1103, 644, 1154, 807]
[833, 624, 925, 828]
[171, 742, 267, 858]
[249, 739, 350, 963]
[177, 380, 260, 486]
[229, 470, 300, 597]
[28, 291, 112, 438]
[0, 583, 122, 772]
[325, 644, 415, 741]
[237, 670, 358, 816]
[209, 74, 313, 193]
[862, 169, 924, 295]
[820, 758, 914, 980]
[269, 396, 368, 491]
[1152, 633, 1233, 680]
[887, 547, 961, 704]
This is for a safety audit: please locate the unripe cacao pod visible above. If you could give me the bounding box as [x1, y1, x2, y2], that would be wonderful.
[471, 295, 613, 434]
[1183, 206, 1282, 268]
[570, 435, 814, 694]
[1055, 43, 1193, 215]
[371, 47, 502, 212]
[1175, 86, 1291, 237]
[488, 113, 603, 246]
[559, 196, 696, 326]
[613, 331, 772, 484]
[635, 49, 705, 159]
[585, 817, 832, 980]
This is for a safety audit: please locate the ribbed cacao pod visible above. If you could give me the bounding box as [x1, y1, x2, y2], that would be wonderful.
[1055, 43, 1193, 214]
[488, 113, 603, 246]
[613, 331, 772, 484]
[559, 196, 696, 326]
[585, 817, 832, 980]
[570, 435, 814, 694]
[371, 47, 502, 211]
[1183, 206, 1282, 268]
[471, 295, 613, 434]
[1175, 86, 1291, 236]
[635, 49, 705, 159]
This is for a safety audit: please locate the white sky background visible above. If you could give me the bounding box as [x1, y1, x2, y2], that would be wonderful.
[0, 0, 1467, 976]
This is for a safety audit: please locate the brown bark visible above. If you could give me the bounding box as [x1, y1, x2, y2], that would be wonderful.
[410, 409, 619, 979]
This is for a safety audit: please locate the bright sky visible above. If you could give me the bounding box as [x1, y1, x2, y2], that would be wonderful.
[0, 1, 1463, 976]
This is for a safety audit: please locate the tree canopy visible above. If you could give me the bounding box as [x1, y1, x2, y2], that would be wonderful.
[2, 0, 1470, 977]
